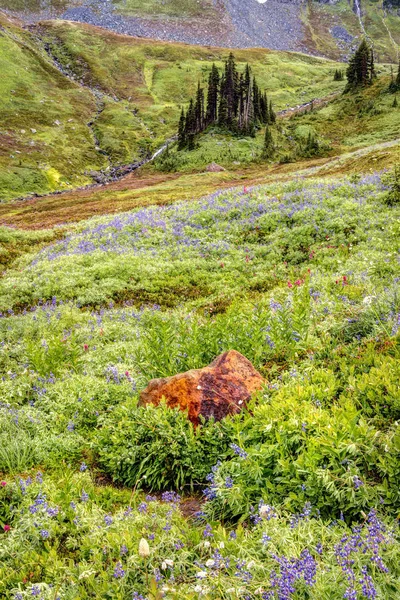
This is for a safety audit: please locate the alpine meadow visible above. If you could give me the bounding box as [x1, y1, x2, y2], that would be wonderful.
[1, 1, 400, 599]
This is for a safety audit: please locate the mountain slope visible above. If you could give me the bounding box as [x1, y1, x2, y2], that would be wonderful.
[1, 0, 400, 61]
[0, 14, 343, 200]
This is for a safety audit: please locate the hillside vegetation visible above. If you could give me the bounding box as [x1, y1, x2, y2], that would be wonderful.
[0, 14, 344, 200]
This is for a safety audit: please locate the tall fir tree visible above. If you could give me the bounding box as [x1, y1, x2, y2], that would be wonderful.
[206, 64, 220, 124]
[194, 82, 205, 133]
[177, 108, 186, 150]
[223, 53, 239, 126]
[263, 124, 274, 158]
[346, 39, 375, 88]
[269, 100, 276, 124]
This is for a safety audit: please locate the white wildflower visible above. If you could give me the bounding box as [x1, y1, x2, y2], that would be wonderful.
[196, 571, 207, 579]
[205, 559, 215, 568]
[138, 538, 150, 558]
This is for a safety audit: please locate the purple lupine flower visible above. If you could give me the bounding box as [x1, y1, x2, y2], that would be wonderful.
[113, 562, 125, 579]
[230, 443, 248, 459]
[354, 476, 364, 489]
[203, 524, 213, 538]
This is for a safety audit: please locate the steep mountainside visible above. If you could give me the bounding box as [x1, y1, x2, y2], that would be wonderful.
[1, 0, 400, 60]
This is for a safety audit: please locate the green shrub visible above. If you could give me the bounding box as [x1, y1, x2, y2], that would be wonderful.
[95, 401, 232, 491]
[203, 392, 400, 522]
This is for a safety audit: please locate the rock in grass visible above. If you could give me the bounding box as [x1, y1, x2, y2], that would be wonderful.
[206, 162, 225, 172]
[139, 350, 264, 425]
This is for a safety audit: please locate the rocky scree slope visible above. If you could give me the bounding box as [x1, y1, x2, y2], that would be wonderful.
[1, 0, 400, 60]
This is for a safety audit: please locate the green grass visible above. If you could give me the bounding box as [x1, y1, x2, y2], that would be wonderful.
[2, 16, 398, 204]
[286, 76, 400, 152]
[0, 15, 103, 200]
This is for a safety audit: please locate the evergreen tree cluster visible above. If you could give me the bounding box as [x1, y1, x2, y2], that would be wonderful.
[178, 53, 276, 150]
[346, 39, 376, 88]
[333, 69, 344, 81]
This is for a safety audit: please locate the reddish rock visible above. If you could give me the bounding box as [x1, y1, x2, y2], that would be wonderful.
[139, 350, 264, 425]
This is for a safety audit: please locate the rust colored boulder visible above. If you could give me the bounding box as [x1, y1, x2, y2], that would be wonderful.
[139, 350, 264, 425]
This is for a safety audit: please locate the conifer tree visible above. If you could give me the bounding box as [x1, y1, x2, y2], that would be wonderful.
[194, 82, 205, 133]
[263, 124, 274, 158]
[177, 108, 186, 150]
[269, 100, 276, 124]
[346, 39, 375, 88]
[218, 95, 228, 127]
[223, 53, 239, 126]
[206, 64, 220, 124]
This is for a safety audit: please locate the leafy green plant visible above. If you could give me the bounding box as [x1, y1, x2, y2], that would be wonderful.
[95, 401, 232, 491]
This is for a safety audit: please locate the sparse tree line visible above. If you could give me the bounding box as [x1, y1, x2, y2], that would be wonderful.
[178, 53, 276, 151]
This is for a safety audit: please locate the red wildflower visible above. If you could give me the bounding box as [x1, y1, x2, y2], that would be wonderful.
[0, 481, 6, 487]
[287, 281, 293, 288]
[84, 344, 89, 352]
[4, 525, 10, 532]
[294, 279, 303, 286]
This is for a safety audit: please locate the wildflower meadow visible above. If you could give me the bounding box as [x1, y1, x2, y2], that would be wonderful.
[1, 174, 400, 599]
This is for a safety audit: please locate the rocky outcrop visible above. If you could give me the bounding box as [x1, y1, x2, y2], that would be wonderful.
[139, 350, 265, 426]
[206, 163, 225, 173]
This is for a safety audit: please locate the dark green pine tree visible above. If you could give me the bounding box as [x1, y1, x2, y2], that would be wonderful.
[396, 60, 400, 88]
[206, 64, 220, 124]
[218, 95, 228, 127]
[269, 100, 276, 124]
[393, 95, 398, 108]
[223, 52, 239, 127]
[253, 77, 262, 123]
[194, 82, 205, 133]
[185, 98, 196, 135]
[346, 39, 375, 88]
[177, 107, 186, 150]
[261, 93, 269, 123]
[263, 123, 274, 158]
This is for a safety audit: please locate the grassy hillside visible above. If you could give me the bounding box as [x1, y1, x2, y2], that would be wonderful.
[0, 15, 344, 201]
[0, 13, 104, 200]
